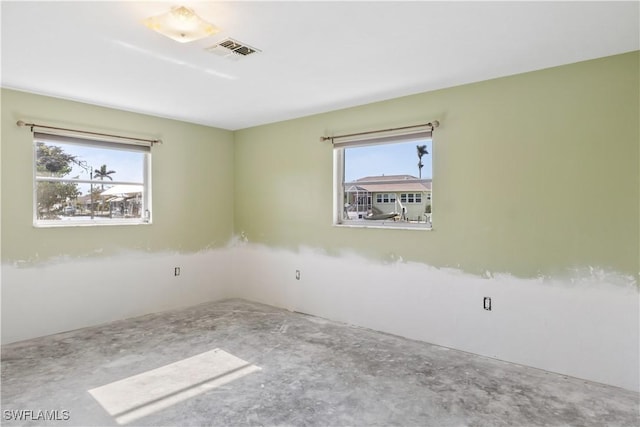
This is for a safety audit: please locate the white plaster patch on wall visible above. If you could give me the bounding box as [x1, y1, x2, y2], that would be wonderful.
[227, 231, 250, 248]
[1, 248, 235, 345]
[3, 240, 638, 392]
[230, 243, 640, 392]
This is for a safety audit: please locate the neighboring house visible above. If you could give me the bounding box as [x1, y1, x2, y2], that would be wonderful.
[344, 175, 432, 221]
[75, 193, 100, 213]
[71, 185, 143, 217]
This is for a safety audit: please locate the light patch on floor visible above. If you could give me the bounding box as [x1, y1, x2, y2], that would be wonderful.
[89, 348, 261, 425]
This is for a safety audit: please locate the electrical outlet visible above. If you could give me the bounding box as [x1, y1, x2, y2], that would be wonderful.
[295, 270, 301, 280]
[174, 267, 181, 276]
[483, 297, 492, 311]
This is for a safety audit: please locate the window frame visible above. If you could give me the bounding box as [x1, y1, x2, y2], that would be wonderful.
[332, 126, 434, 230]
[32, 132, 153, 228]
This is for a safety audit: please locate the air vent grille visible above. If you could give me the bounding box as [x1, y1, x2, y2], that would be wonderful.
[206, 38, 260, 59]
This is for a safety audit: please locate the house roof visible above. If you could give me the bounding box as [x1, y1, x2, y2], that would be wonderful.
[346, 175, 431, 193]
[355, 175, 421, 182]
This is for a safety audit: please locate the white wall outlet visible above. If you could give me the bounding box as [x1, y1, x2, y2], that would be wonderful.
[295, 270, 301, 280]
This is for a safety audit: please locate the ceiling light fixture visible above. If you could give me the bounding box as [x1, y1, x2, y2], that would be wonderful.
[143, 6, 219, 43]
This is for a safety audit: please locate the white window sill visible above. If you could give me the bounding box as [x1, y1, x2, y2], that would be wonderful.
[334, 221, 432, 231]
[34, 220, 151, 228]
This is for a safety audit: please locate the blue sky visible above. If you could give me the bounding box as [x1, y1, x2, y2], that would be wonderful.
[344, 139, 432, 182]
[46, 143, 144, 183]
[38, 142, 145, 196]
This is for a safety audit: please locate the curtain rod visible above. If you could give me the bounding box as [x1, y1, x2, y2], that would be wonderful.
[321, 121, 439, 142]
[16, 120, 162, 145]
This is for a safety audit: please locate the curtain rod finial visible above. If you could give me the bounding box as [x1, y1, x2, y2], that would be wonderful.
[431, 120, 440, 128]
[16, 120, 26, 127]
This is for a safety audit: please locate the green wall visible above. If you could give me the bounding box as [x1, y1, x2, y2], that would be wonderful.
[1, 89, 235, 263]
[234, 52, 639, 279]
[2, 52, 638, 278]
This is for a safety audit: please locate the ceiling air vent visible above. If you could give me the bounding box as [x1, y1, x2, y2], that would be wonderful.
[206, 38, 260, 60]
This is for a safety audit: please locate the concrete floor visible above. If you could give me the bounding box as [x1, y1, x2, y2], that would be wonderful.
[1, 299, 638, 426]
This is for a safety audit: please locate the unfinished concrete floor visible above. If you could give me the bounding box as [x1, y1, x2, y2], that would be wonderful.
[1, 299, 638, 426]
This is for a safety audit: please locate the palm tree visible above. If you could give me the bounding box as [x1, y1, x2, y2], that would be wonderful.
[94, 164, 116, 189]
[93, 164, 116, 216]
[416, 145, 428, 178]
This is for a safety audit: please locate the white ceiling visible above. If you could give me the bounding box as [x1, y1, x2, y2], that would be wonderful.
[2, 1, 638, 131]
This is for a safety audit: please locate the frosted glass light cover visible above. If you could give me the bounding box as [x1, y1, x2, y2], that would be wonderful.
[143, 6, 219, 43]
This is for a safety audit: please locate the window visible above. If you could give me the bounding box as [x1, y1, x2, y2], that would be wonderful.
[376, 193, 396, 204]
[333, 124, 434, 229]
[400, 193, 423, 204]
[33, 132, 151, 227]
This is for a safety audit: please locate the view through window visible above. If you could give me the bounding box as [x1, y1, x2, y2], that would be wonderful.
[34, 133, 151, 226]
[338, 138, 432, 229]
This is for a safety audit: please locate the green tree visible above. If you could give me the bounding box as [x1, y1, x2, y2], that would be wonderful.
[416, 144, 428, 179]
[37, 143, 75, 176]
[36, 143, 80, 218]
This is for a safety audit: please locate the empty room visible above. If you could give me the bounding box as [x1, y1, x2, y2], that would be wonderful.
[1, 1, 638, 426]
